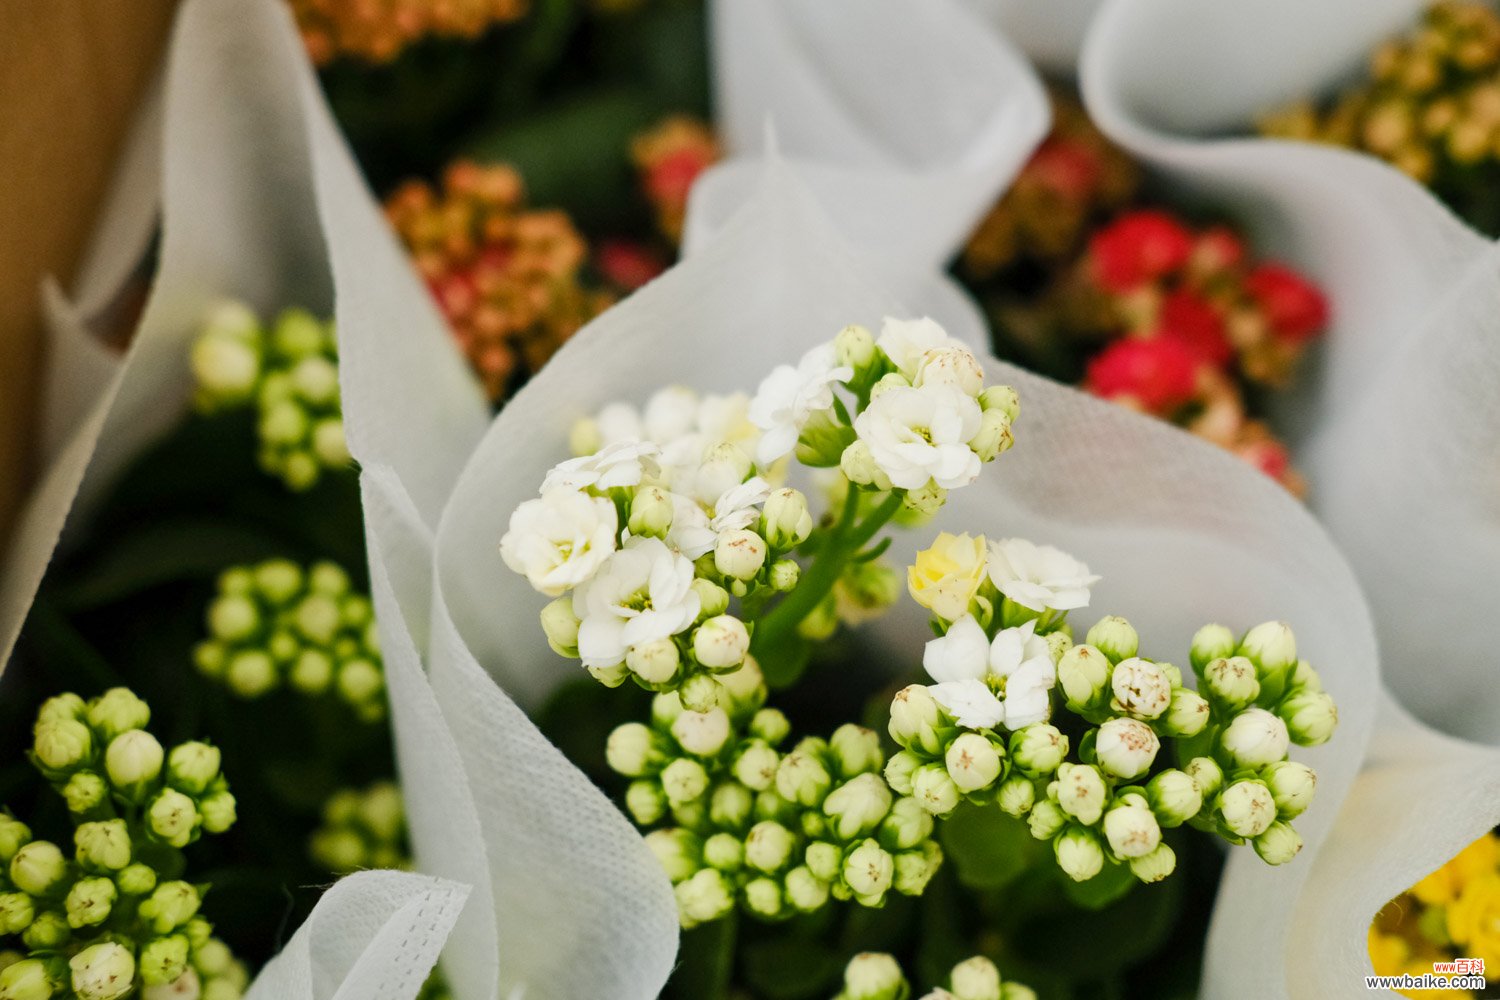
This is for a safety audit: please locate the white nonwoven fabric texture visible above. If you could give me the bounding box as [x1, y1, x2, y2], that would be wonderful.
[1077, 2, 1500, 997]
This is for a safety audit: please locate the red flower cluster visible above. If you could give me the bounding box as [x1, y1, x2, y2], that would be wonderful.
[292, 0, 528, 65]
[385, 161, 614, 401]
[1074, 209, 1328, 495]
[631, 116, 722, 245]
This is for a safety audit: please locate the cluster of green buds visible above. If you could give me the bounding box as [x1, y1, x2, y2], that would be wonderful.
[309, 782, 409, 876]
[193, 559, 386, 721]
[1, 690, 245, 1000]
[832, 951, 1035, 1000]
[1259, 0, 1500, 234]
[609, 662, 942, 928]
[189, 300, 350, 491]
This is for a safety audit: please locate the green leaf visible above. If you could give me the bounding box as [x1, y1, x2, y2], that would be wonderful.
[1061, 858, 1138, 911]
[939, 804, 1042, 892]
[1011, 864, 1185, 981]
[739, 935, 844, 1000]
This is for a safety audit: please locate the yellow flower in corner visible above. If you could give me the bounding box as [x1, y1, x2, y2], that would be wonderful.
[1411, 832, 1500, 906]
[908, 532, 988, 622]
[1448, 871, 1500, 969]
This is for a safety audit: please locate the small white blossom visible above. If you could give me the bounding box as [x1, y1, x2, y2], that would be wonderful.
[876, 316, 965, 380]
[923, 617, 1056, 730]
[574, 537, 701, 669]
[853, 385, 983, 491]
[500, 491, 619, 596]
[986, 538, 1100, 612]
[594, 402, 645, 447]
[710, 477, 773, 533]
[665, 492, 716, 559]
[749, 343, 852, 464]
[643, 386, 702, 443]
[913, 346, 985, 397]
[542, 439, 661, 492]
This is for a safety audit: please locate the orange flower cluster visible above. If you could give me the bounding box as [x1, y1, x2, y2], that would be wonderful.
[963, 89, 1140, 280]
[291, 0, 528, 65]
[386, 161, 613, 401]
[631, 116, 722, 245]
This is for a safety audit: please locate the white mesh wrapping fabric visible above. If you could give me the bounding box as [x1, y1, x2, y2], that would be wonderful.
[1074, 3, 1500, 996]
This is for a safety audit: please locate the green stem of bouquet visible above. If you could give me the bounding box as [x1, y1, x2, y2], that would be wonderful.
[673, 911, 738, 1000]
[750, 489, 903, 661]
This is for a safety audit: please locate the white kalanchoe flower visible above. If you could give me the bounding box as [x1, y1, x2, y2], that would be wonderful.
[665, 492, 716, 559]
[573, 537, 701, 669]
[924, 617, 1057, 731]
[749, 343, 852, 464]
[876, 316, 966, 381]
[986, 538, 1100, 613]
[852, 385, 983, 491]
[907, 531, 988, 622]
[1102, 799, 1162, 859]
[1109, 658, 1173, 720]
[1219, 779, 1277, 839]
[709, 477, 773, 534]
[501, 491, 619, 597]
[914, 346, 986, 397]
[1094, 717, 1160, 780]
[541, 438, 661, 492]
[1054, 762, 1107, 825]
[1220, 707, 1291, 768]
[643, 386, 702, 444]
[594, 402, 646, 447]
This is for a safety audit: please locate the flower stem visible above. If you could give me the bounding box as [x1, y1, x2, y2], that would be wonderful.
[751, 490, 903, 658]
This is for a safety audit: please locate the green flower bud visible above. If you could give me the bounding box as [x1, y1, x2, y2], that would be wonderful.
[840, 440, 893, 491]
[997, 775, 1037, 817]
[75, 820, 131, 871]
[139, 934, 190, 987]
[64, 877, 116, 929]
[0, 958, 56, 1000]
[1220, 707, 1291, 768]
[651, 692, 685, 728]
[829, 725, 883, 778]
[310, 828, 365, 874]
[626, 638, 681, 686]
[968, 407, 1014, 463]
[901, 483, 947, 518]
[1058, 645, 1111, 709]
[979, 384, 1021, 421]
[945, 733, 1004, 794]
[288, 650, 333, 694]
[1109, 658, 1172, 720]
[167, 743, 222, 796]
[194, 938, 235, 977]
[1054, 763, 1107, 826]
[1238, 621, 1297, 674]
[693, 616, 750, 671]
[741, 877, 784, 920]
[105, 730, 164, 797]
[1102, 801, 1162, 860]
[839, 951, 906, 1000]
[1129, 842, 1177, 883]
[1288, 659, 1322, 694]
[605, 723, 660, 778]
[887, 685, 945, 756]
[22, 911, 69, 950]
[198, 791, 237, 834]
[690, 579, 731, 619]
[1218, 780, 1277, 839]
[0, 818, 27, 865]
[912, 764, 961, 817]
[1203, 657, 1260, 710]
[1261, 761, 1317, 819]
[0, 893, 33, 935]
[950, 956, 1003, 1000]
[336, 658, 384, 711]
[86, 689, 152, 741]
[843, 839, 895, 903]
[1253, 821, 1303, 866]
[761, 489, 813, 550]
[116, 864, 157, 897]
[675, 869, 734, 928]
[744, 821, 797, 874]
[207, 594, 260, 644]
[750, 708, 791, 746]
[533, 597, 581, 658]
[1054, 826, 1105, 882]
[628, 487, 675, 539]
[678, 673, 722, 714]
[784, 867, 830, 913]
[145, 969, 203, 1000]
[1190, 624, 1236, 672]
[140, 881, 201, 934]
[1008, 724, 1067, 777]
[1085, 616, 1138, 662]
[733, 741, 781, 792]
[32, 720, 93, 775]
[879, 796, 934, 852]
[10, 841, 66, 896]
[1094, 717, 1159, 781]
[147, 790, 200, 848]
[1279, 690, 1338, 746]
[225, 651, 278, 698]
[70, 942, 135, 1000]
[1161, 688, 1210, 737]
[834, 324, 878, 371]
[1027, 799, 1069, 841]
[883, 750, 921, 796]
[661, 759, 710, 807]
[769, 559, 800, 592]
[715, 529, 768, 581]
[806, 841, 842, 883]
[63, 773, 108, 815]
[672, 709, 732, 757]
[892, 840, 943, 896]
[1184, 756, 1224, 800]
[775, 749, 832, 808]
[702, 833, 743, 873]
[1146, 770, 1203, 828]
[824, 774, 894, 841]
[272, 308, 325, 357]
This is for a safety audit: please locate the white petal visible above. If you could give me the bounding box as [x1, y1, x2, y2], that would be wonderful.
[923, 614, 991, 683]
